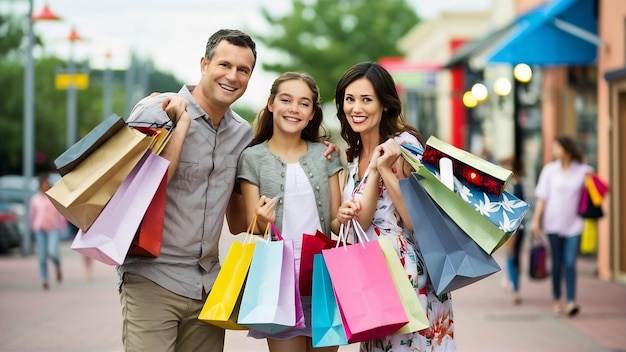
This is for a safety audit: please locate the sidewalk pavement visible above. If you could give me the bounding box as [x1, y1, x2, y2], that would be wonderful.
[1, 230, 625, 352]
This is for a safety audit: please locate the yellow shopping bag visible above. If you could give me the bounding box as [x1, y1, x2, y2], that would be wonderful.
[580, 219, 597, 255]
[198, 219, 257, 330]
[378, 236, 429, 334]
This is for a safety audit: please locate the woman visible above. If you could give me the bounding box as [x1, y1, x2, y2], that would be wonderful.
[331, 62, 455, 351]
[531, 135, 592, 317]
[237, 72, 343, 352]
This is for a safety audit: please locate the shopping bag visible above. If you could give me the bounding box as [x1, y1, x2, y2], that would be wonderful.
[46, 125, 152, 231]
[423, 162, 529, 235]
[378, 236, 429, 334]
[529, 237, 549, 280]
[323, 220, 408, 343]
[238, 224, 298, 334]
[299, 230, 338, 296]
[70, 150, 169, 265]
[127, 168, 167, 257]
[311, 254, 348, 348]
[402, 147, 519, 254]
[198, 220, 257, 330]
[399, 173, 501, 295]
[54, 114, 126, 176]
[580, 219, 598, 255]
[579, 174, 609, 219]
[422, 136, 513, 196]
[131, 124, 173, 156]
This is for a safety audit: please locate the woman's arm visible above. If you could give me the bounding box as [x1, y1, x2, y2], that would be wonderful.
[376, 139, 413, 230]
[531, 198, 545, 237]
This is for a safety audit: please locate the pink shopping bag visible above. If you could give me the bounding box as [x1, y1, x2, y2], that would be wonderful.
[322, 220, 408, 343]
[71, 150, 169, 265]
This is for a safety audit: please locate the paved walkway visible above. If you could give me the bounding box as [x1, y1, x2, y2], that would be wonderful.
[0, 230, 625, 352]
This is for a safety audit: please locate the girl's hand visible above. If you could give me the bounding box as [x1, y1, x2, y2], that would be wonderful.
[256, 195, 276, 224]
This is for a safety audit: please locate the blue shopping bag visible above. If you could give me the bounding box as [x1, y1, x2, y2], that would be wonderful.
[311, 254, 348, 347]
[238, 227, 298, 334]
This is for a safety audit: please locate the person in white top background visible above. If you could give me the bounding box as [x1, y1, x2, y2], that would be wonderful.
[531, 135, 593, 317]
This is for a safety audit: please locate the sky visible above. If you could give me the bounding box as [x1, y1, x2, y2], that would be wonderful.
[3, 0, 491, 109]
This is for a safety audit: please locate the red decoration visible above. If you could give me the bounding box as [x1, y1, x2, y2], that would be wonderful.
[422, 146, 506, 196]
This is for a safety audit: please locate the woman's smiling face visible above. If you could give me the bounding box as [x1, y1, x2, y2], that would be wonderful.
[342, 77, 383, 136]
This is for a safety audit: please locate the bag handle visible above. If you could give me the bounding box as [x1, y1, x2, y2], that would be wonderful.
[243, 214, 258, 245]
[270, 222, 284, 241]
[335, 219, 369, 250]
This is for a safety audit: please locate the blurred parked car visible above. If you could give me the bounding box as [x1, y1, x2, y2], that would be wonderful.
[0, 203, 22, 253]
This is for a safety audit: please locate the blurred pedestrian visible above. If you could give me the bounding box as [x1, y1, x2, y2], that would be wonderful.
[29, 172, 66, 290]
[332, 62, 455, 351]
[499, 155, 526, 305]
[531, 135, 592, 317]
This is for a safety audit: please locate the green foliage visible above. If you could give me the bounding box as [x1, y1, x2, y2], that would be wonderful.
[254, 0, 419, 104]
[0, 13, 25, 59]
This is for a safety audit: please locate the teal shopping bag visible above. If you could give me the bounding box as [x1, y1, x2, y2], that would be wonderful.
[311, 254, 348, 347]
[237, 231, 297, 334]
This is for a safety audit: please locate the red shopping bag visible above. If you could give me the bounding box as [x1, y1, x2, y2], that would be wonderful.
[322, 220, 408, 343]
[127, 169, 167, 257]
[299, 231, 337, 296]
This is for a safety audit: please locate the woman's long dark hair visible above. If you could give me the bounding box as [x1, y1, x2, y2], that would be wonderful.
[555, 135, 584, 163]
[334, 62, 422, 162]
[250, 72, 324, 147]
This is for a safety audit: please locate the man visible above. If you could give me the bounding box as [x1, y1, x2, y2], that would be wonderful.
[118, 28, 337, 352]
[117, 29, 257, 351]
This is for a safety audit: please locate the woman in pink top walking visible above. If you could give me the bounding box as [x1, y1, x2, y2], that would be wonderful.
[30, 172, 66, 290]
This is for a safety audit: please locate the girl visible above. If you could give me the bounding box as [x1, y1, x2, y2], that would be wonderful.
[237, 72, 343, 352]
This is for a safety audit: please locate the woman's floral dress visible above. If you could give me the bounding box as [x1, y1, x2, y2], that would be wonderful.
[343, 133, 456, 352]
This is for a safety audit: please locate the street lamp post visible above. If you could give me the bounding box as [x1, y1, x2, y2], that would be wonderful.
[66, 27, 81, 148]
[21, 2, 59, 255]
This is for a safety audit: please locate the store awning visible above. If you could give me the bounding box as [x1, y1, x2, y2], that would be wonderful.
[486, 0, 600, 66]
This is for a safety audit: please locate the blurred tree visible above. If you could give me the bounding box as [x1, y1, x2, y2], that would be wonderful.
[0, 54, 179, 174]
[0, 13, 25, 59]
[254, 0, 420, 104]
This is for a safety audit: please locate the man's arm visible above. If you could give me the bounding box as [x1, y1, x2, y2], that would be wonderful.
[225, 191, 248, 235]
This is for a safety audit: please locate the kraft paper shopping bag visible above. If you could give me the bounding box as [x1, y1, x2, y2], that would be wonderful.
[399, 173, 501, 295]
[311, 254, 348, 348]
[54, 114, 126, 176]
[323, 220, 408, 343]
[70, 150, 169, 265]
[46, 125, 152, 232]
[198, 221, 257, 330]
